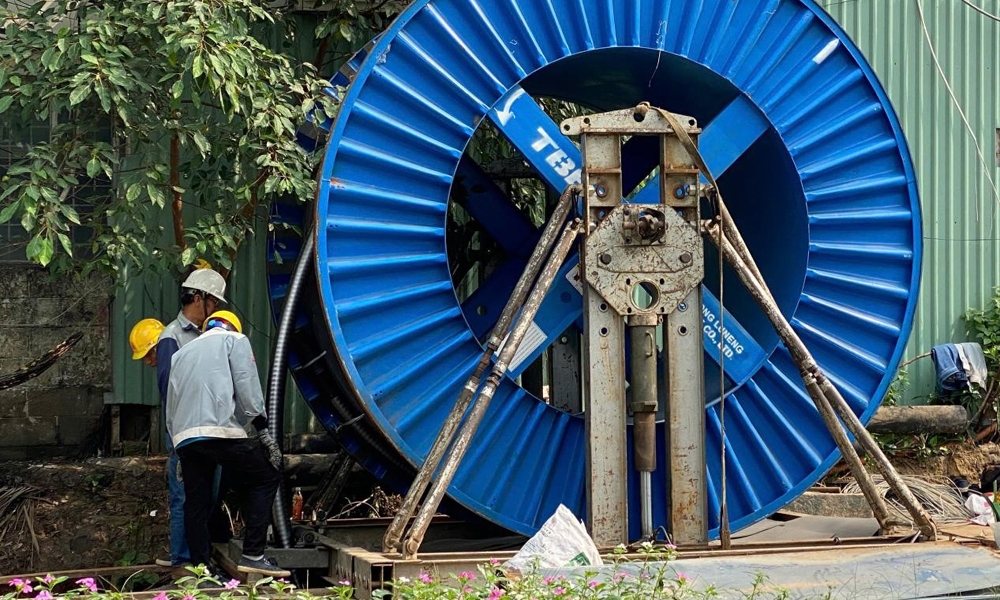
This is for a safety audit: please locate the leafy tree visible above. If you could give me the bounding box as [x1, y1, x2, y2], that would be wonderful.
[0, 0, 341, 280]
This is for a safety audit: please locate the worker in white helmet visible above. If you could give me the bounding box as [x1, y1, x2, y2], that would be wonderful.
[152, 266, 228, 568]
[166, 310, 288, 577]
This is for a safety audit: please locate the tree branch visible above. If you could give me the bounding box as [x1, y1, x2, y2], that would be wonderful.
[170, 132, 185, 251]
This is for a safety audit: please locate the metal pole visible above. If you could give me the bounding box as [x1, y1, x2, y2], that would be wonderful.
[707, 223, 935, 540]
[382, 186, 578, 553]
[628, 314, 659, 539]
[401, 219, 583, 559]
[667, 287, 707, 545]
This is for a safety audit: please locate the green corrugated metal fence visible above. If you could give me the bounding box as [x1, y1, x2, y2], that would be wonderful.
[821, 0, 1000, 400]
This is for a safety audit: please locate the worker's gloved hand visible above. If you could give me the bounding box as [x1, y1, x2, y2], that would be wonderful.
[258, 428, 282, 471]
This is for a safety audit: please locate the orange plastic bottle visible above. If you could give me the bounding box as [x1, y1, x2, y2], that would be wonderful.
[291, 487, 304, 521]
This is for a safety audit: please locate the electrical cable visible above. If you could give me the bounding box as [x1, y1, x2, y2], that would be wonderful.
[961, 0, 1000, 22]
[916, 0, 1000, 227]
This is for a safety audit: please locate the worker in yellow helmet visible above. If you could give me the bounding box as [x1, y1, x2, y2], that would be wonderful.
[166, 309, 288, 577]
[129, 318, 165, 367]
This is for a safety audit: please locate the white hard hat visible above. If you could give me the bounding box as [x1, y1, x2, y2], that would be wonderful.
[181, 268, 227, 303]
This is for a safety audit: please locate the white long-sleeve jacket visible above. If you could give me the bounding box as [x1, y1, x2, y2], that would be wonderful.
[165, 328, 265, 448]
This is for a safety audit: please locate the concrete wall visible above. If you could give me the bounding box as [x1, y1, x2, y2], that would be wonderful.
[0, 266, 112, 460]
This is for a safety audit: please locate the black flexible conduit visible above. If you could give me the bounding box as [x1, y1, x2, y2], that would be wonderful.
[266, 226, 315, 549]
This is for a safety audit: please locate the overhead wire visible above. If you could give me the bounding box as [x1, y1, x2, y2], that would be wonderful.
[961, 0, 1000, 22]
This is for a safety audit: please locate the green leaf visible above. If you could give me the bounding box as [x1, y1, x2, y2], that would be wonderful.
[191, 131, 210, 155]
[69, 84, 90, 106]
[181, 247, 196, 266]
[339, 22, 353, 42]
[0, 200, 20, 224]
[126, 183, 141, 202]
[61, 204, 81, 225]
[172, 79, 184, 99]
[26, 235, 54, 266]
[40, 47, 56, 71]
[86, 158, 101, 178]
[192, 54, 204, 78]
[81, 53, 99, 64]
[57, 232, 73, 257]
[0, 96, 14, 115]
[147, 183, 166, 207]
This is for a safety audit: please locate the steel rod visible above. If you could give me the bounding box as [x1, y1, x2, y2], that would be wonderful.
[707, 223, 935, 540]
[383, 186, 579, 553]
[818, 377, 937, 539]
[401, 218, 583, 559]
[640, 471, 653, 538]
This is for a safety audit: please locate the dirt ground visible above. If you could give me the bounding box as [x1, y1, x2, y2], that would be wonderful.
[0, 457, 169, 576]
[889, 440, 1000, 484]
[3, 442, 1000, 577]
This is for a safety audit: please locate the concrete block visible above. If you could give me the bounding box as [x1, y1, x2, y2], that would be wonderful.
[0, 416, 58, 446]
[0, 299, 37, 325]
[0, 328, 32, 358]
[29, 270, 107, 300]
[784, 491, 874, 519]
[0, 388, 27, 417]
[26, 387, 96, 417]
[0, 267, 31, 298]
[58, 414, 102, 445]
[0, 445, 72, 461]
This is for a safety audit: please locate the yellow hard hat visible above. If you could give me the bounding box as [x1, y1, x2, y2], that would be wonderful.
[129, 318, 165, 360]
[204, 310, 242, 334]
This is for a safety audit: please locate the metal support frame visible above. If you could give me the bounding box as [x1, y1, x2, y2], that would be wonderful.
[384, 186, 583, 559]
[647, 103, 936, 542]
[564, 105, 707, 547]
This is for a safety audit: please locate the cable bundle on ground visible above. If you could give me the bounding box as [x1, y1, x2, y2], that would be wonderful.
[842, 475, 974, 525]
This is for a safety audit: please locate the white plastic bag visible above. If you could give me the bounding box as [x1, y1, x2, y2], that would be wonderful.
[504, 504, 604, 573]
[966, 493, 996, 526]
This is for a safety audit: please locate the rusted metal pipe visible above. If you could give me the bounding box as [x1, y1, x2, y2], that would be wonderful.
[401, 218, 583, 559]
[383, 186, 579, 553]
[628, 314, 658, 538]
[707, 223, 935, 540]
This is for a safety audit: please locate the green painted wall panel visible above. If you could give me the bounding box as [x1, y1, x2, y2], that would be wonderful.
[114, 4, 999, 421]
[822, 0, 1000, 401]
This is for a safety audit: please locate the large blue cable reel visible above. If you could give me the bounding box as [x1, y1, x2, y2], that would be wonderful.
[276, 0, 921, 541]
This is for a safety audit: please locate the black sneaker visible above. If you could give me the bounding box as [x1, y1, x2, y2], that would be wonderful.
[237, 556, 290, 577]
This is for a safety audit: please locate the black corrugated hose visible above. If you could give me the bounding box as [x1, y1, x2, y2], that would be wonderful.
[266, 227, 315, 549]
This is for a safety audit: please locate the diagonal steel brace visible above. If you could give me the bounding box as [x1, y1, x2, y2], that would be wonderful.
[383, 185, 583, 556]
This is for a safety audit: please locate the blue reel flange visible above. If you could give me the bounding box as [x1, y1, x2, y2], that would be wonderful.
[300, 0, 920, 540]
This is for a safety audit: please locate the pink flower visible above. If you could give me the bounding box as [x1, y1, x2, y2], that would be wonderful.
[22, 584, 34, 594]
[677, 572, 690, 583]
[489, 558, 500, 566]
[418, 572, 433, 584]
[553, 587, 566, 596]
[224, 580, 240, 590]
[42, 576, 55, 584]
[338, 580, 351, 586]
[9, 580, 24, 588]
[458, 571, 475, 582]
[35, 591, 53, 600]
[542, 576, 554, 585]
[613, 573, 628, 583]
[463, 587, 473, 594]
[74, 578, 97, 593]
[588, 580, 599, 588]
[182, 594, 195, 600]
[152, 592, 169, 600]
[488, 588, 504, 600]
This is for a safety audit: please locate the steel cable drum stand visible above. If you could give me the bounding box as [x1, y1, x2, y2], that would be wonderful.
[306, 0, 925, 544]
[385, 105, 934, 555]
